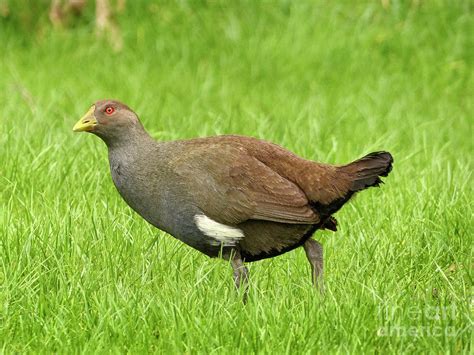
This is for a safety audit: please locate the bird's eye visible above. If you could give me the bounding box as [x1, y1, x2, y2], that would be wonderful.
[105, 107, 115, 115]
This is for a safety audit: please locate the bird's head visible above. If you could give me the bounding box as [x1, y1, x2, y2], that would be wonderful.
[73, 100, 144, 145]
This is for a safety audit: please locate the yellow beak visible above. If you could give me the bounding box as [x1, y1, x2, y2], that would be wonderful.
[73, 105, 97, 132]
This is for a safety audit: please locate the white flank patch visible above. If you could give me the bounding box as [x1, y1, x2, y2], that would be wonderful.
[194, 214, 244, 247]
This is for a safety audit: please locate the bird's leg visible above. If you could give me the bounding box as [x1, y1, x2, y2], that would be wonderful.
[303, 238, 324, 292]
[230, 249, 249, 303]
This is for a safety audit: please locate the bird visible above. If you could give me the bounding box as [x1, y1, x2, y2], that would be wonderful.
[73, 99, 393, 299]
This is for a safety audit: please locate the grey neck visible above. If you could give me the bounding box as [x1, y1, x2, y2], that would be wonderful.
[95, 124, 157, 165]
[102, 123, 153, 148]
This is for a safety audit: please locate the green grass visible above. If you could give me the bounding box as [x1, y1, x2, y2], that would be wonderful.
[0, 1, 472, 353]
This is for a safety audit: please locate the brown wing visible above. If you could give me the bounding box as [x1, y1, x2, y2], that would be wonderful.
[171, 143, 319, 225]
[189, 135, 353, 206]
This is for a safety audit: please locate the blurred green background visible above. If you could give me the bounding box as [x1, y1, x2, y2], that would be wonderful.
[0, 1, 472, 353]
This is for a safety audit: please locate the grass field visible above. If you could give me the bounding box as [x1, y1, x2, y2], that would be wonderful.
[0, 1, 472, 353]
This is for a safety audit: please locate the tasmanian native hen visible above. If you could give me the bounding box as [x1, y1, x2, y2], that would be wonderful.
[73, 100, 393, 299]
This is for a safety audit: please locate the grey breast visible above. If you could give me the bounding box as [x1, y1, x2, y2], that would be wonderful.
[108, 143, 228, 257]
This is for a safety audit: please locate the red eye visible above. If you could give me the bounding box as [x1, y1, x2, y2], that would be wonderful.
[105, 107, 115, 115]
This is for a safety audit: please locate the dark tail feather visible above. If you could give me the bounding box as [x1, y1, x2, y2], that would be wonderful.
[340, 151, 393, 192]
